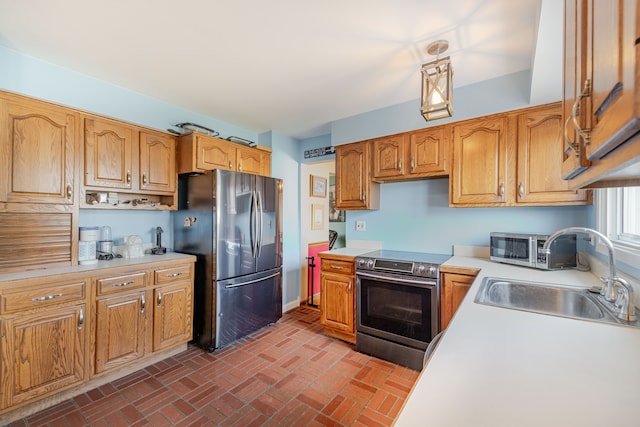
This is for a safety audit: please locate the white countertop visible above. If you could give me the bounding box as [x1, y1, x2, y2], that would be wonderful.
[395, 256, 640, 427]
[0, 252, 196, 283]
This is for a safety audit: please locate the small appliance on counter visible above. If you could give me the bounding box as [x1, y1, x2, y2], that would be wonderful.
[122, 235, 144, 258]
[151, 226, 166, 255]
[78, 226, 99, 265]
[98, 226, 113, 260]
[490, 232, 578, 270]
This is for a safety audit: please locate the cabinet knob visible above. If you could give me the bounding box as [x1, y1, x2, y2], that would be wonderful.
[411, 158, 415, 172]
[499, 183, 505, 199]
[66, 184, 73, 200]
[141, 294, 146, 313]
[78, 309, 84, 330]
[126, 171, 132, 184]
[229, 160, 233, 169]
[238, 161, 242, 171]
[157, 292, 162, 307]
[519, 182, 524, 198]
[142, 174, 147, 185]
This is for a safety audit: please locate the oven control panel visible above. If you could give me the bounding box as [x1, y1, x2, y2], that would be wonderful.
[356, 257, 439, 279]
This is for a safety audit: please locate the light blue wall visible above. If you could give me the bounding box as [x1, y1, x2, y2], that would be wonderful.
[265, 131, 302, 305]
[346, 180, 589, 254]
[330, 71, 531, 145]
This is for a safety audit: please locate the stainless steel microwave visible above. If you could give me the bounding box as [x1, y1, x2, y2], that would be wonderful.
[490, 232, 577, 270]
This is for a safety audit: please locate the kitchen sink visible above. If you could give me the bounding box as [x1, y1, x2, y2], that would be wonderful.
[474, 277, 630, 325]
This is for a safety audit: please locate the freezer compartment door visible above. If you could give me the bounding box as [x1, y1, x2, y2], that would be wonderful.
[215, 267, 283, 348]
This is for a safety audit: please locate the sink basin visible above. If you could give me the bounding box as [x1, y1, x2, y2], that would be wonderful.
[474, 277, 607, 321]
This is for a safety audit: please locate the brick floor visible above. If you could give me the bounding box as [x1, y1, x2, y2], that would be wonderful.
[8, 306, 420, 426]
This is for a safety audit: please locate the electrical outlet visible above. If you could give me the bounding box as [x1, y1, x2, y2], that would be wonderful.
[356, 221, 366, 231]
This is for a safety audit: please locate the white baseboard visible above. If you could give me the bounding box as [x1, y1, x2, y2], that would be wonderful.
[284, 298, 301, 313]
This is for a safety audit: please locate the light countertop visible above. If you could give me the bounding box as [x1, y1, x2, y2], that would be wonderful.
[395, 257, 640, 426]
[0, 252, 196, 283]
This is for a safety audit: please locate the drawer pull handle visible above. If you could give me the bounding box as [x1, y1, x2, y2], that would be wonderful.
[78, 309, 84, 330]
[166, 272, 183, 278]
[32, 293, 63, 302]
[330, 265, 343, 270]
[114, 281, 135, 287]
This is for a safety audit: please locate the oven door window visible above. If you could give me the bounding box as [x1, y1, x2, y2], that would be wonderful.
[359, 277, 434, 343]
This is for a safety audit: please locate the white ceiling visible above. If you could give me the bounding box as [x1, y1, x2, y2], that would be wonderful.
[0, 0, 544, 139]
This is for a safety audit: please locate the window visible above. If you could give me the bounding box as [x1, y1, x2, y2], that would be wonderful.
[596, 187, 640, 266]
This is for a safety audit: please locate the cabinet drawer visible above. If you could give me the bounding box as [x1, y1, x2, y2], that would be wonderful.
[1, 281, 86, 314]
[155, 264, 192, 284]
[96, 272, 146, 296]
[321, 259, 354, 275]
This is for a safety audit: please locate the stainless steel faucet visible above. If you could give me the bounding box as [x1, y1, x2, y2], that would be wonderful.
[543, 227, 636, 322]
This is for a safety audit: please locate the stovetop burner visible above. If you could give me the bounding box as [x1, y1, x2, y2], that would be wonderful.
[356, 249, 451, 279]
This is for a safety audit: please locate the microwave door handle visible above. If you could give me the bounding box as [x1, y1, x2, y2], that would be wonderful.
[531, 237, 539, 268]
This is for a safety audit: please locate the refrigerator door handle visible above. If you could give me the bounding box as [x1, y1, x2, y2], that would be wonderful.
[251, 190, 259, 258]
[224, 272, 281, 288]
[257, 190, 264, 258]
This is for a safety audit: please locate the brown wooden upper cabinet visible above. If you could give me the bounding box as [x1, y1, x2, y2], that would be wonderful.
[561, 0, 640, 187]
[450, 104, 590, 207]
[0, 92, 77, 205]
[450, 115, 509, 206]
[335, 140, 380, 210]
[372, 127, 448, 182]
[83, 116, 176, 196]
[177, 132, 271, 176]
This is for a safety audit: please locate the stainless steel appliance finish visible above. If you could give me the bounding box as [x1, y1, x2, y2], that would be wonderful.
[173, 170, 283, 351]
[355, 250, 451, 371]
[490, 232, 577, 270]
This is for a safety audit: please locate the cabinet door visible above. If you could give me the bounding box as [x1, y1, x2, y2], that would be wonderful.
[440, 273, 475, 330]
[335, 141, 378, 209]
[139, 131, 176, 193]
[320, 272, 354, 333]
[407, 127, 448, 176]
[562, 0, 592, 179]
[518, 105, 590, 204]
[153, 281, 192, 351]
[0, 305, 86, 409]
[95, 291, 148, 374]
[451, 116, 509, 205]
[372, 135, 406, 179]
[586, 0, 640, 160]
[1, 95, 76, 204]
[236, 146, 263, 175]
[196, 136, 235, 171]
[84, 117, 134, 189]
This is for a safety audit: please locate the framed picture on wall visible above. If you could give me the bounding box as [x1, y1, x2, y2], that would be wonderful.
[310, 175, 327, 198]
[311, 203, 325, 230]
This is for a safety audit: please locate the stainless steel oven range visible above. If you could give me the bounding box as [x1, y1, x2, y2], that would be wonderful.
[355, 250, 451, 371]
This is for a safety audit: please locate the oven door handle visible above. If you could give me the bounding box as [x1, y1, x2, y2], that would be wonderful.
[356, 271, 436, 287]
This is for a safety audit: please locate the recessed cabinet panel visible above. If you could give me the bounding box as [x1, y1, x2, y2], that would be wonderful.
[2, 96, 76, 205]
[518, 106, 590, 204]
[139, 131, 176, 193]
[451, 117, 508, 205]
[373, 135, 405, 179]
[84, 117, 134, 189]
[408, 127, 447, 176]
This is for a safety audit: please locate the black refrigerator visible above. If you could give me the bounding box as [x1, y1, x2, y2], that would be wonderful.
[173, 169, 283, 351]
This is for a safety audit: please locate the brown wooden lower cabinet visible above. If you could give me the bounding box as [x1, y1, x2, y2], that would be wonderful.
[319, 253, 356, 344]
[440, 268, 479, 330]
[0, 257, 194, 422]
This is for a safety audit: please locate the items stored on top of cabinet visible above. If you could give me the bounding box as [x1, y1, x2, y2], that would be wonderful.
[176, 131, 271, 176]
[83, 116, 177, 209]
[561, 0, 640, 188]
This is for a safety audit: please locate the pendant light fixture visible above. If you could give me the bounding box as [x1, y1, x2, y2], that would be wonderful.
[420, 40, 453, 121]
